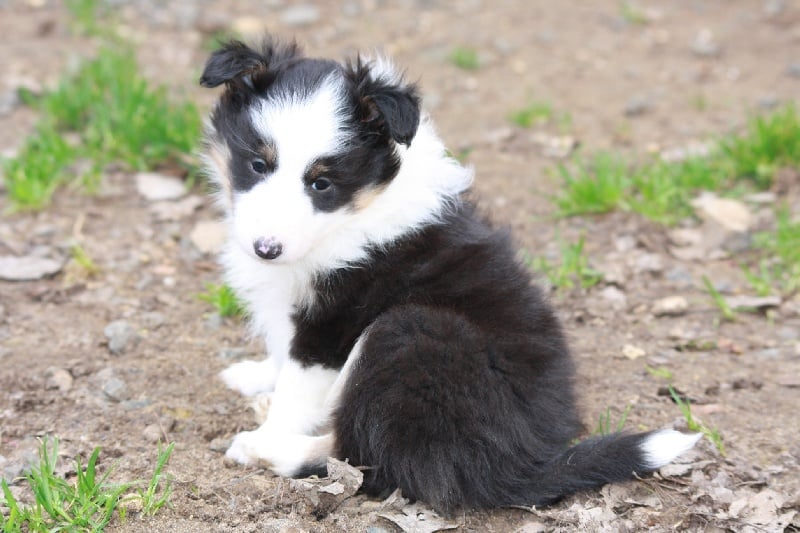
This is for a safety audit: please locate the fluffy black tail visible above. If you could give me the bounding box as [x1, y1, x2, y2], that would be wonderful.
[518, 429, 701, 507]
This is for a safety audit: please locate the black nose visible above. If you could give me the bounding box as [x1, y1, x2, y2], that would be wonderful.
[253, 237, 283, 260]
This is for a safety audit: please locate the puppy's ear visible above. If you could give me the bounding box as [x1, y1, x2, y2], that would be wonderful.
[199, 38, 302, 90]
[348, 58, 421, 147]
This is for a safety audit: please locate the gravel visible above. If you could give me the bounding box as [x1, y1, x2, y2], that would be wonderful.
[104, 320, 141, 355]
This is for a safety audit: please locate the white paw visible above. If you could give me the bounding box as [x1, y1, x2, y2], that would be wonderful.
[225, 430, 264, 466]
[224, 428, 319, 477]
[220, 360, 278, 396]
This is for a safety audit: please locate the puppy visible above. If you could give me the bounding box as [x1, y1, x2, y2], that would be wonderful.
[199, 38, 699, 514]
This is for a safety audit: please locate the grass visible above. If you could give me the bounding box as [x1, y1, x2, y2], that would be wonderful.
[526, 236, 603, 291]
[645, 365, 674, 381]
[69, 244, 101, 277]
[554, 152, 630, 216]
[719, 103, 800, 189]
[197, 283, 245, 318]
[0, 438, 174, 532]
[65, 0, 112, 37]
[449, 47, 480, 70]
[2, 42, 200, 211]
[553, 103, 800, 224]
[668, 385, 725, 455]
[746, 208, 800, 295]
[619, 1, 648, 25]
[508, 101, 554, 128]
[702, 276, 737, 322]
[594, 404, 632, 435]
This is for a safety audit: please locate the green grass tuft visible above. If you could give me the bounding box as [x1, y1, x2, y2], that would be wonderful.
[449, 47, 480, 70]
[65, 0, 112, 37]
[552, 104, 800, 225]
[702, 276, 737, 322]
[197, 283, 246, 318]
[555, 152, 630, 216]
[720, 103, 800, 189]
[2, 45, 200, 211]
[526, 236, 603, 291]
[0, 438, 174, 532]
[508, 101, 554, 128]
[668, 385, 725, 455]
[594, 404, 632, 435]
[746, 208, 800, 295]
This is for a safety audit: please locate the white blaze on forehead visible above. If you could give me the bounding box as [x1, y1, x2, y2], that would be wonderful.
[229, 76, 349, 263]
[248, 77, 347, 170]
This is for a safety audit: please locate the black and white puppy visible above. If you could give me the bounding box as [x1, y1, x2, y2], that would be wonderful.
[199, 38, 699, 514]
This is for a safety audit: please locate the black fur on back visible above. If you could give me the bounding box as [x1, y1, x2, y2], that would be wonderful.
[287, 201, 672, 513]
[287, 201, 576, 510]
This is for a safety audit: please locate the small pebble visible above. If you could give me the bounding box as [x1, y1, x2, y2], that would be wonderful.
[690, 29, 721, 57]
[143, 423, 163, 443]
[281, 4, 320, 27]
[141, 311, 167, 330]
[653, 296, 689, 317]
[624, 94, 652, 117]
[44, 366, 73, 393]
[217, 347, 252, 360]
[104, 320, 141, 355]
[209, 437, 231, 453]
[102, 377, 130, 402]
[622, 344, 646, 360]
[135, 172, 186, 201]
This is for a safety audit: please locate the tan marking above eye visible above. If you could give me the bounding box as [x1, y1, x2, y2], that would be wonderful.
[260, 142, 278, 167]
[306, 161, 330, 180]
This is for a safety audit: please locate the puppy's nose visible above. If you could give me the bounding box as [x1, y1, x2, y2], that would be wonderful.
[253, 237, 283, 260]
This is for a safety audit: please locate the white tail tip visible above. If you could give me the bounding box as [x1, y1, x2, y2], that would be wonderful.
[640, 429, 702, 469]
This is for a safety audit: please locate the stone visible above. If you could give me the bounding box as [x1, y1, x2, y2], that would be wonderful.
[690, 29, 721, 57]
[622, 344, 646, 360]
[691, 192, 753, 233]
[44, 367, 73, 393]
[140, 311, 167, 330]
[280, 4, 320, 27]
[103, 320, 141, 355]
[135, 172, 186, 201]
[599, 286, 627, 310]
[725, 295, 781, 311]
[0, 254, 65, 281]
[652, 296, 689, 317]
[624, 94, 652, 116]
[102, 377, 130, 402]
[231, 16, 266, 37]
[149, 195, 203, 221]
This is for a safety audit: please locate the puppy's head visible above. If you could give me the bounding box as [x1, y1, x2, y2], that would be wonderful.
[200, 38, 421, 264]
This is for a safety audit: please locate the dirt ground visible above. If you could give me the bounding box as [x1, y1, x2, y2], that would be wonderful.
[1, 1, 799, 531]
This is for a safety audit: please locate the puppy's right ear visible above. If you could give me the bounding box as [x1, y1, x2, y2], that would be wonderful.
[199, 39, 302, 90]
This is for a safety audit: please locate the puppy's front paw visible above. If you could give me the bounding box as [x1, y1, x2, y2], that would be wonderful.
[225, 430, 262, 466]
[220, 360, 277, 396]
[224, 428, 309, 477]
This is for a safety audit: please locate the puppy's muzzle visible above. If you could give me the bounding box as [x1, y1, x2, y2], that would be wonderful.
[253, 237, 283, 260]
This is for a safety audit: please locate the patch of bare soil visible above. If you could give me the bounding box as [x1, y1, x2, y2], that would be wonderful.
[1, 1, 799, 531]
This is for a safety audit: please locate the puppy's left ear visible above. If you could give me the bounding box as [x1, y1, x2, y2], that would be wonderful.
[348, 58, 421, 147]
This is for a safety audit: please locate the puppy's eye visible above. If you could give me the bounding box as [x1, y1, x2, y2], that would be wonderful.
[311, 177, 332, 191]
[251, 158, 268, 173]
